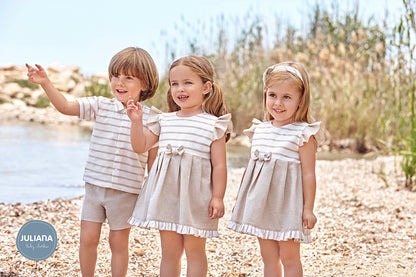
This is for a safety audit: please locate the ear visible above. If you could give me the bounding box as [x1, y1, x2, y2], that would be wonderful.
[202, 81, 212, 95]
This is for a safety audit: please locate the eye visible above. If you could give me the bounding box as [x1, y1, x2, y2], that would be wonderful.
[113, 73, 119, 78]
[284, 95, 292, 99]
[126, 76, 134, 80]
[185, 81, 192, 85]
[171, 82, 178, 86]
[268, 92, 276, 98]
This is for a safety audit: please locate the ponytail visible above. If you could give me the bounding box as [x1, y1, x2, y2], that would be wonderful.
[203, 83, 228, 117]
[204, 83, 231, 142]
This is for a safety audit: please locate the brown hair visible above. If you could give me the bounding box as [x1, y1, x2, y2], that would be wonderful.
[108, 47, 159, 102]
[166, 55, 230, 141]
[263, 61, 311, 123]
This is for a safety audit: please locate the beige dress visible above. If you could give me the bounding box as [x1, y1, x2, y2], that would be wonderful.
[129, 107, 232, 238]
[227, 119, 320, 243]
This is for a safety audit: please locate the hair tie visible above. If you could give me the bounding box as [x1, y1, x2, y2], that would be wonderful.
[263, 64, 304, 84]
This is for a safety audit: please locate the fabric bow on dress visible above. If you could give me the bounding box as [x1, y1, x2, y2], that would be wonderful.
[166, 144, 185, 156]
[251, 149, 271, 162]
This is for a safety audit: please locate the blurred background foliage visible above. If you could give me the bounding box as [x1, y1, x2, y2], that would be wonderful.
[87, 1, 415, 187]
[147, 1, 413, 150]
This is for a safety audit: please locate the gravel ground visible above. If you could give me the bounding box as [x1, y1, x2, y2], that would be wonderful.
[1, 156, 415, 276]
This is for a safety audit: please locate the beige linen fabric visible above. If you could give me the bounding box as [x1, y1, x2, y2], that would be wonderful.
[228, 120, 320, 243]
[129, 108, 232, 238]
[81, 183, 138, 230]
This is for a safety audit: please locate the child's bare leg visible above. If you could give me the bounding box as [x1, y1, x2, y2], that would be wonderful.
[258, 238, 282, 277]
[279, 240, 302, 277]
[109, 228, 131, 277]
[184, 235, 207, 277]
[79, 220, 102, 277]
[159, 230, 184, 277]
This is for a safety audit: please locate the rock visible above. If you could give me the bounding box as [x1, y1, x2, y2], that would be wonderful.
[1, 82, 22, 98]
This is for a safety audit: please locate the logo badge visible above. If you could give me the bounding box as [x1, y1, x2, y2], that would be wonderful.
[16, 220, 57, 261]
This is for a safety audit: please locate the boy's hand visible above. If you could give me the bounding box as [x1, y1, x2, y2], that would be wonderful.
[26, 64, 50, 86]
[208, 197, 225, 219]
[127, 96, 143, 123]
[303, 209, 317, 229]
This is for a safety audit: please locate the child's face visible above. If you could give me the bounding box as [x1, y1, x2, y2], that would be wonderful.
[266, 79, 301, 127]
[110, 73, 145, 106]
[169, 65, 210, 115]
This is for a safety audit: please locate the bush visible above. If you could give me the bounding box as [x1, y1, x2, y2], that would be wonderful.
[9, 79, 39, 90]
[84, 77, 112, 98]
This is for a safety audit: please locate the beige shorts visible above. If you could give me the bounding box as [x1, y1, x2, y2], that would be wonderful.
[81, 183, 138, 230]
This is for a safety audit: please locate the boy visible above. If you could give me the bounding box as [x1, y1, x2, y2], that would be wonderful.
[26, 47, 159, 277]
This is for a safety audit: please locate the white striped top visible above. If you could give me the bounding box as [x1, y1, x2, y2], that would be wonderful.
[246, 120, 321, 163]
[77, 96, 150, 194]
[148, 108, 232, 160]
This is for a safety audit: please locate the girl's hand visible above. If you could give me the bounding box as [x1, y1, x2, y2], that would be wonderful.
[127, 96, 143, 123]
[303, 209, 317, 229]
[208, 197, 225, 219]
[26, 64, 50, 86]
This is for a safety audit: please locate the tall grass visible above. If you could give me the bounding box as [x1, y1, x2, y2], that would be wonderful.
[146, 1, 414, 157]
[392, 0, 416, 189]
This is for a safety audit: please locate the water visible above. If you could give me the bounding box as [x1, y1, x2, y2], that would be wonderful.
[0, 123, 91, 204]
[0, 123, 252, 204]
[0, 123, 364, 204]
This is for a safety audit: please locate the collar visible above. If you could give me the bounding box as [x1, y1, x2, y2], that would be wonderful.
[113, 98, 126, 112]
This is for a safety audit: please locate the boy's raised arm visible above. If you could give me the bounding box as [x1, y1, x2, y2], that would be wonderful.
[26, 63, 80, 116]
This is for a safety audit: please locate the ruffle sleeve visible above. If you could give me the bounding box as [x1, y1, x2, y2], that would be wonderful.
[213, 113, 233, 141]
[146, 106, 163, 136]
[299, 121, 321, 146]
[242, 118, 263, 139]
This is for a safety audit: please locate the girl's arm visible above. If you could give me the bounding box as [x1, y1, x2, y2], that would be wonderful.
[127, 97, 159, 154]
[209, 135, 227, 219]
[147, 147, 158, 172]
[299, 138, 318, 229]
[26, 64, 80, 116]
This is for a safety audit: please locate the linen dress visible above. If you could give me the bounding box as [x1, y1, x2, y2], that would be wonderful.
[227, 119, 320, 243]
[129, 107, 232, 238]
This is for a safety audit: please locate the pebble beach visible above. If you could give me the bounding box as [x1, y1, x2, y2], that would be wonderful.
[1, 155, 415, 276]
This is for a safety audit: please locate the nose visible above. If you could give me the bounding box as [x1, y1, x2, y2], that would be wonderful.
[274, 97, 283, 106]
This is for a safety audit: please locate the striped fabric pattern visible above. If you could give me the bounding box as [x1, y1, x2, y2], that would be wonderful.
[249, 121, 312, 163]
[157, 112, 220, 160]
[77, 96, 150, 194]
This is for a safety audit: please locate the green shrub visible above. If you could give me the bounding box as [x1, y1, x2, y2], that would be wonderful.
[84, 77, 112, 98]
[9, 79, 39, 90]
[33, 96, 51, 108]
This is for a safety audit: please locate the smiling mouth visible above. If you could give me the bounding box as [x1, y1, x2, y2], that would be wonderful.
[117, 89, 127, 94]
[177, 95, 189, 100]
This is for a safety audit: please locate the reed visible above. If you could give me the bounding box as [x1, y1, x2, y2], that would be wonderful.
[391, 0, 416, 189]
[146, 1, 414, 159]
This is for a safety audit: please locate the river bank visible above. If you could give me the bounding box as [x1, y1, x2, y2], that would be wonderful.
[1, 156, 415, 276]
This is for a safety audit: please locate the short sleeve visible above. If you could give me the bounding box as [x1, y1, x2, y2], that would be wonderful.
[77, 96, 99, 121]
[213, 113, 233, 140]
[242, 118, 262, 139]
[146, 106, 162, 136]
[300, 121, 321, 146]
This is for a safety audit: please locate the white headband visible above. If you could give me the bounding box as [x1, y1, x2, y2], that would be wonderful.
[263, 64, 304, 84]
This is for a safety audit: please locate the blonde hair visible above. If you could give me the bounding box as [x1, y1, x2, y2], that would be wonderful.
[166, 55, 230, 141]
[108, 47, 159, 102]
[263, 61, 311, 123]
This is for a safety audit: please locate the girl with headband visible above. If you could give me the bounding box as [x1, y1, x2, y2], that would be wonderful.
[228, 61, 320, 276]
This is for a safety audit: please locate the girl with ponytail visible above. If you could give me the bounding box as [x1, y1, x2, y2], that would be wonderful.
[127, 55, 232, 276]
